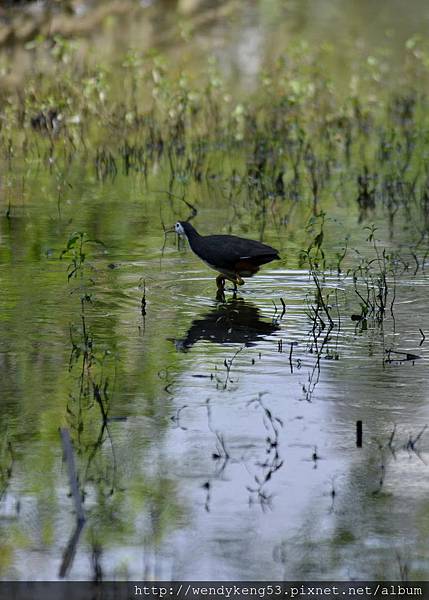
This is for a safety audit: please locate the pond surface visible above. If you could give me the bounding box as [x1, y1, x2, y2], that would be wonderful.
[1, 0, 429, 583]
[1, 166, 429, 581]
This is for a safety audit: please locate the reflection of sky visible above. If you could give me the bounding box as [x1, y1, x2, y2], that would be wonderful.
[159, 270, 429, 580]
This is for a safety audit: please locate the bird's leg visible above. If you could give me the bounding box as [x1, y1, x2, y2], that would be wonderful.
[216, 288, 226, 303]
[215, 275, 226, 302]
[216, 274, 226, 290]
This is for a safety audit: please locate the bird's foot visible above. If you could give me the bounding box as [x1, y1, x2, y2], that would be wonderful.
[216, 274, 243, 300]
[232, 276, 245, 299]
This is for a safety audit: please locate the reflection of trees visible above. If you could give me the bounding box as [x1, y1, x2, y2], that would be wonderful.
[56, 244, 186, 579]
[59, 295, 116, 578]
[0, 198, 187, 578]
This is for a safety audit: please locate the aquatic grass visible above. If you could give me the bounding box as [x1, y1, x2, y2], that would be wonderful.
[2, 37, 429, 282]
[348, 226, 397, 327]
[58, 228, 128, 577]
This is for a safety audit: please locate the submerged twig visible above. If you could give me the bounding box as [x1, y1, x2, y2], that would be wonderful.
[60, 427, 85, 524]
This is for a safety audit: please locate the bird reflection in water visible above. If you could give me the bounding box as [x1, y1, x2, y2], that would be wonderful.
[171, 298, 280, 351]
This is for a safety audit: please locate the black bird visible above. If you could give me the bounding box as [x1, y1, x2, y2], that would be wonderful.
[174, 221, 280, 291]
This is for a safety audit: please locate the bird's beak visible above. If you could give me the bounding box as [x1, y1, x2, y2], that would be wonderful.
[164, 226, 176, 234]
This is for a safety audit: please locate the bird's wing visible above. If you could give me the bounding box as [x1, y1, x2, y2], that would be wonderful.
[201, 235, 279, 268]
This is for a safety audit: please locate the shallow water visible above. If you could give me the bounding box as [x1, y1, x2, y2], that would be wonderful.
[1, 0, 429, 583]
[1, 165, 429, 581]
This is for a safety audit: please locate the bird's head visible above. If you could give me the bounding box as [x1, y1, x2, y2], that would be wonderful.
[174, 221, 186, 235]
[174, 221, 196, 237]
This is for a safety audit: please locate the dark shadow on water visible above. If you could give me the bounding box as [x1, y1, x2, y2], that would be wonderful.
[172, 298, 280, 351]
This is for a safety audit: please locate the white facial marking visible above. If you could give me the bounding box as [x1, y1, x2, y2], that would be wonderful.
[175, 222, 185, 235]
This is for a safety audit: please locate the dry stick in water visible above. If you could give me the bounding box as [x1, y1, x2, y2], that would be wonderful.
[288, 341, 297, 373]
[58, 427, 86, 578]
[356, 420, 363, 448]
[59, 519, 85, 578]
[60, 427, 85, 524]
[279, 297, 286, 317]
[139, 278, 147, 317]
